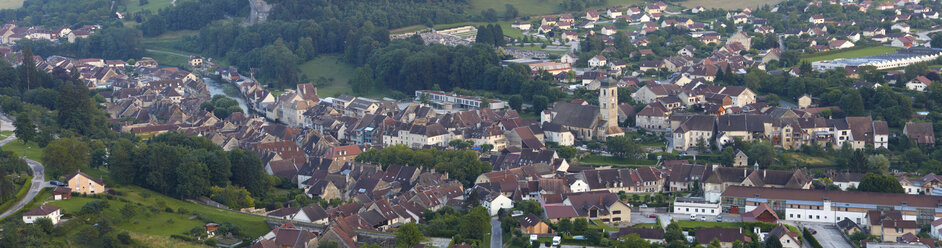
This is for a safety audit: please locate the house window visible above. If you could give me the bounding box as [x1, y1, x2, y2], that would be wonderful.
[613, 210, 622, 215]
[613, 217, 621, 222]
[790, 214, 793, 218]
[797, 214, 801, 219]
[686, 208, 689, 212]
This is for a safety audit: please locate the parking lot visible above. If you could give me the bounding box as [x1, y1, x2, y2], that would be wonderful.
[804, 223, 853, 248]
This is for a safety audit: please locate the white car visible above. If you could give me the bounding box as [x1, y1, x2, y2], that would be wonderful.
[552, 236, 561, 246]
[690, 214, 696, 221]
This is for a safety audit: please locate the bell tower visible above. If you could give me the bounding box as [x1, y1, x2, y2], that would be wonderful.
[599, 78, 618, 128]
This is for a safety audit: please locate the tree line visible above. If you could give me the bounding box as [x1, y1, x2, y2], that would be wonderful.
[355, 144, 492, 186]
[109, 132, 271, 201]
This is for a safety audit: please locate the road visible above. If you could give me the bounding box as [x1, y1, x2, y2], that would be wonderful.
[0, 116, 50, 220]
[915, 27, 942, 41]
[491, 216, 502, 248]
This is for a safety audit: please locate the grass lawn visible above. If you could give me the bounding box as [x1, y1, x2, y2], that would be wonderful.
[678, 0, 784, 9]
[0, 130, 12, 140]
[0, 0, 22, 9]
[130, 233, 211, 248]
[801, 46, 899, 63]
[577, 154, 658, 167]
[124, 0, 177, 13]
[591, 219, 619, 232]
[469, 0, 641, 17]
[784, 152, 837, 167]
[0, 176, 31, 219]
[47, 185, 269, 238]
[298, 55, 360, 98]
[632, 223, 660, 229]
[1, 139, 44, 161]
[676, 220, 742, 230]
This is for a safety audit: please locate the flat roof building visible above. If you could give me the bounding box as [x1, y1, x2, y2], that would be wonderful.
[812, 47, 942, 70]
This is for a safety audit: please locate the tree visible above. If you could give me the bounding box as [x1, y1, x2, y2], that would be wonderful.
[504, 4, 519, 20]
[557, 146, 577, 159]
[228, 149, 270, 196]
[664, 222, 684, 243]
[509, 95, 523, 111]
[480, 143, 494, 152]
[933, 34, 942, 48]
[43, 137, 90, 178]
[612, 233, 651, 248]
[532, 95, 549, 113]
[866, 155, 890, 175]
[765, 234, 783, 248]
[13, 113, 35, 144]
[607, 135, 642, 159]
[747, 142, 775, 168]
[395, 223, 424, 248]
[556, 218, 572, 234]
[858, 173, 904, 193]
[573, 218, 589, 234]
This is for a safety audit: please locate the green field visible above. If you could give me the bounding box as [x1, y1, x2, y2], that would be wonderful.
[679, 0, 784, 10]
[1, 139, 44, 161]
[298, 55, 358, 98]
[801, 46, 899, 63]
[124, 0, 178, 13]
[469, 0, 641, 17]
[0, 0, 22, 9]
[47, 186, 270, 238]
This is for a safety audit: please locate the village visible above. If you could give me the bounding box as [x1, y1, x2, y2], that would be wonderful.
[8, 0, 942, 247]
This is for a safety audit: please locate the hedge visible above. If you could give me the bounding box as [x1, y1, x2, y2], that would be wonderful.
[803, 228, 824, 248]
[0, 177, 32, 215]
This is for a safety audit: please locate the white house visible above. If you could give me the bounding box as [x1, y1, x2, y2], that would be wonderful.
[588, 55, 607, 67]
[561, 52, 577, 64]
[601, 26, 617, 36]
[907, 76, 932, 92]
[23, 205, 62, 225]
[828, 40, 855, 50]
[892, 22, 911, 33]
[673, 197, 721, 216]
[932, 219, 942, 240]
[569, 179, 590, 193]
[607, 8, 623, 19]
[512, 22, 532, 30]
[483, 193, 513, 216]
[292, 205, 329, 225]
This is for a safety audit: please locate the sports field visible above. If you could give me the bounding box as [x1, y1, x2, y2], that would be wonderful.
[801, 46, 899, 63]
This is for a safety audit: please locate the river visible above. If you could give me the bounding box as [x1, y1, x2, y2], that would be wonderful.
[204, 77, 250, 114]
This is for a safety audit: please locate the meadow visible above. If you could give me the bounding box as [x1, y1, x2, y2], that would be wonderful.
[469, 0, 642, 17]
[801, 46, 899, 62]
[679, 0, 785, 10]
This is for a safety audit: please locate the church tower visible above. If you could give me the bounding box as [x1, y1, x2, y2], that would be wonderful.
[599, 78, 618, 128]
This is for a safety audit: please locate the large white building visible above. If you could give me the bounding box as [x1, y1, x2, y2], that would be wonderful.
[722, 186, 942, 226]
[812, 47, 942, 70]
[415, 90, 506, 109]
[674, 197, 722, 216]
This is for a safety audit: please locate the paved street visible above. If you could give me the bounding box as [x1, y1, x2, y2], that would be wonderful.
[491, 216, 502, 248]
[0, 115, 51, 220]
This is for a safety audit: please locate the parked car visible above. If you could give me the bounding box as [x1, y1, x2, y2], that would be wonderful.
[716, 216, 723, 222]
[690, 214, 696, 221]
[701, 216, 706, 221]
[808, 228, 817, 234]
[50, 181, 66, 186]
[648, 214, 657, 218]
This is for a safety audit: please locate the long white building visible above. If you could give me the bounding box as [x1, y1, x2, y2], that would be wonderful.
[812, 47, 942, 71]
[722, 186, 942, 226]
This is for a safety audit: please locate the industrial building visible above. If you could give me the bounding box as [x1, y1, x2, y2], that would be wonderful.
[811, 47, 942, 70]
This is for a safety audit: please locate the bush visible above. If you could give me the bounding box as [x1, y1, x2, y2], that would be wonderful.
[117, 232, 132, 244]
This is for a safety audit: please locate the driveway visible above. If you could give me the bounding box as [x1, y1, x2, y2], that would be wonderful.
[0, 116, 51, 220]
[491, 216, 502, 248]
[804, 224, 852, 248]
